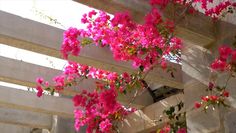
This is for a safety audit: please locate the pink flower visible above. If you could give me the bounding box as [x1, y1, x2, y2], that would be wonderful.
[161, 60, 167, 69]
[188, 7, 196, 14]
[36, 77, 44, 84]
[99, 119, 112, 132]
[211, 59, 228, 71]
[210, 95, 218, 102]
[81, 14, 88, 24]
[74, 119, 81, 131]
[223, 91, 229, 97]
[194, 101, 201, 109]
[99, 89, 118, 113]
[74, 109, 83, 119]
[88, 10, 97, 18]
[150, 0, 170, 8]
[64, 62, 78, 75]
[44, 81, 49, 87]
[164, 20, 175, 32]
[145, 8, 162, 26]
[204, 1, 232, 18]
[160, 125, 171, 133]
[107, 72, 118, 81]
[73, 95, 82, 106]
[111, 12, 133, 27]
[122, 72, 131, 83]
[201, 96, 209, 102]
[36, 85, 43, 97]
[218, 45, 232, 61]
[208, 82, 214, 90]
[53, 75, 65, 88]
[177, 128, 187, 133]
[170, 37, 182, 49]
[61, 27, 81, 59]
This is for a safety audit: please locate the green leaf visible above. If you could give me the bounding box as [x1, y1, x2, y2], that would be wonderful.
[156, 47, 163, 55]
[170, 106, 175, 113]
[123, 89, 127, 95]
[166, 110, 172, 116]
[135, 82, 142, 89]
[67, 83, 72, 87]
[139, 65, 144, 72]
[81, 38, 93, 47]
[177, 101, 184, 111]
[115, 81, 120, 88]
[50, 89, 55, 95]
[216, 86, 223, 91]
[45, 87, 51, 91]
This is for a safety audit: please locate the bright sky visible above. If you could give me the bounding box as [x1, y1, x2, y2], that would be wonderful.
[0, 0, 100, 29]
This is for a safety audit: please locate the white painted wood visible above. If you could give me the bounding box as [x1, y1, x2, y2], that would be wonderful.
[118, 94, 184, 133]
[0, 107, 52, 129]
[0, 123, 32, 133]
[0, 56, 97, 96]
[0, 85, 74, 118]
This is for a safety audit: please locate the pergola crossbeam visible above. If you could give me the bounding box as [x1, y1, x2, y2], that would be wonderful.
[0, 85, 74, 118]
[0, 107, 52, 129]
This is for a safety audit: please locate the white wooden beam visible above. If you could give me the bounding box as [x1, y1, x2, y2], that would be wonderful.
[118, 93, 184, 133]
[0, 56, 83, 96]
[0, 10, 183, 89]
[0, 56, 154, 108]
[0, 107, 52, 129]
[0, 85, 73, 118]
[0, 123, 32, 133]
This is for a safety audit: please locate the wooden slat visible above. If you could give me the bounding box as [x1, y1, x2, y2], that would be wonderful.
[76, 0, 146, 23]
[0, 107, 52, 129]
[118, 93, 184, 133]
[0, 85, 73, 118]
[0, 56, 79, 96]
[0, 10, 183, 89]
[0, 123, 32, 133]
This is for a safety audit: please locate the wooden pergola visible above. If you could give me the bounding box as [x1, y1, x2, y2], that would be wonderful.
[0, 0, 236, 132]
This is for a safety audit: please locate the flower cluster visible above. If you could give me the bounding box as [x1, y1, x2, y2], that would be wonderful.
[36, 61, 140, 132]
[159, 125, 187, 133]
[61, 27, 81, 59]
[73, 89, 129, 132]
[199, 0, 236, 19]
[150, 0, 236, 19]
[195, 45, 235, 110]
[36, 77, 45, 97]
[61, 8, 182, 71]
[36, 61, 138, 94]
[194, 92, 229, 109]
[211, 45, 236, 71]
